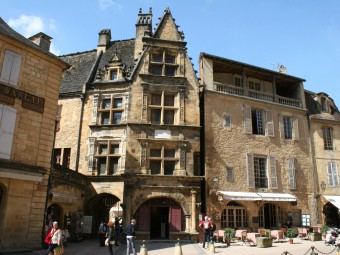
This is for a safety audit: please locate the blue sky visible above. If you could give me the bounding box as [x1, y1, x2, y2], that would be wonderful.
[2, 0, 340, 105]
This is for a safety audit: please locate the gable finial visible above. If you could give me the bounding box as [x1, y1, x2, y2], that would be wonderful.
[139, 8, 142, 14]
[149, 7, 152, 14]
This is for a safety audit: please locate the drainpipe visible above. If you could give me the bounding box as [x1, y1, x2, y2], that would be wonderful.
[75, 51, 103, 172]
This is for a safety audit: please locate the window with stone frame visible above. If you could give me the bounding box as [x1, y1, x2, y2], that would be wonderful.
[327, 162, 339, 187]
[98, 97, 123, 125]
[110, 68, 118, 80]
[234, 76, 242, 87]
[254, 156, 267, 188]
[244, 106, 274, 137]
[149, 92, 177, 125]
[149, 146, 178, 175]
[55, 104, 62, 132]
[226, 167, 234, 182]
[322, 127, 333, 150]
[53, 148, 62, 165]
[95, 141, 120, 175]
[0, 104, 17, 160]
[223, 115, 232, 128]
[150, 50, 177, 77]
[0, 50, 22, 86]
[321, 97, 329, 113]
[62, 148, 71, 168]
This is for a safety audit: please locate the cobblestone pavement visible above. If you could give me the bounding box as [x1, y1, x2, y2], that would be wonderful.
[1, 238, 338, 255]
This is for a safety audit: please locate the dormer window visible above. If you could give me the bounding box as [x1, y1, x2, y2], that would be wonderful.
[150, 50, 177, 77]
[321, 97, 329, 113]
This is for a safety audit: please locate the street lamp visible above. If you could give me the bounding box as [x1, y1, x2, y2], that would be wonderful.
[213, 177, 219, 189]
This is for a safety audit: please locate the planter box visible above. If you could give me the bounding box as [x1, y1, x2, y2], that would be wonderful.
[256, 237, 273, 248]
[309, 233, 322, 241]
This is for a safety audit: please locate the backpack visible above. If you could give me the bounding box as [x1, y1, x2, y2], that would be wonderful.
[103, 224, 108, 232]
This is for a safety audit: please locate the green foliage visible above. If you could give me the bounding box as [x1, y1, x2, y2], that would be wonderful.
[265, 231, 270, 237]
[321, 225, 329, 234]
[224, 228, 236, 240]
[286, 228, 295, 239]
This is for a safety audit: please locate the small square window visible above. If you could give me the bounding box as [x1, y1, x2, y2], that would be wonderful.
[152, 54, 163, 62]
[151, 94, 162, 105]
[224, 115, 232, 128]
[165, 55, 175, 64]
[99, 144, 108, 154]
[110, 144, 119, 154]
[164, 95, 175, 106]
[226, 167, 234, 181]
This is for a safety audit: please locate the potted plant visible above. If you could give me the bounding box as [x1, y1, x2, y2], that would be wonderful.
[224, 228, 235, 246]
[321, 225, 329, 240]
[286, 228, 295, 244]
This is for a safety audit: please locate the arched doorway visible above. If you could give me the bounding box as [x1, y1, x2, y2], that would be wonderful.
[221, 201, 249, 228]
[85, 193, 120, 236]
[46, 204, 63, 226]
[323, 202, 340, 227]
[135, 197, 183, 240]
[259, 203, 283, 229]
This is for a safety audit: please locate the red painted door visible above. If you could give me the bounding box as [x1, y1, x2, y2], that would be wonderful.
[137, 205, 150, 231]
[169, 207, 181, 231]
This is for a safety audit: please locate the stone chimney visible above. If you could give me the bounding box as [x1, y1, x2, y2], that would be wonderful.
[134, 7, 152, 60]
[97, 29, 111, 55]
[28, 32, 52, 51]
[278, 65, 287, 74]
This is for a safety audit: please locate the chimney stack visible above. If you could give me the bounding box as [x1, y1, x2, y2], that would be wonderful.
[97, 29, 111, 55]
[134, 7, 152, 60]
[278, 65, 287, 74]
[28, 32, 52, 51]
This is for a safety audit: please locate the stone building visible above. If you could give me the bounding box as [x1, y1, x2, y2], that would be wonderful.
[54, 8, 202, 240]
[0, 19, 68, 249]
[199, 53, 316, 230]
[305, 91, 340, 226]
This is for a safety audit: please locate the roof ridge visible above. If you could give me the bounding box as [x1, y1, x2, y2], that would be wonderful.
[59, 49, 97, 57]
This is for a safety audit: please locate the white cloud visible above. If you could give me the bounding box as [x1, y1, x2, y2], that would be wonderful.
[8, 15, 44, 37]
[50, 43, 61, 56]
[98, 0, 122, 12]
[49, 19, 56, 32]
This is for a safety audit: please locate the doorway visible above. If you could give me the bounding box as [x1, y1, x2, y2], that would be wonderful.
[150, 207, 169, 239]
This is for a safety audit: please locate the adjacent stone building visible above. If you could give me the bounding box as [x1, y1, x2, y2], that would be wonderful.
[199, 53, 316, 230]
[305, 91, 340, 227]
[54, 8, 202, 240]
[0, 19, 68, 249]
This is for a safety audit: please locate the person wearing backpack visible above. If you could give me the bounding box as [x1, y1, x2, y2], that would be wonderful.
[98, 219, 108, 247]
[199, 216, 213, 248]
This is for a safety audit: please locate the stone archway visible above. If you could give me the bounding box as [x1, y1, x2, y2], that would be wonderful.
[46, 204, 63, 227]
[323, 202, 340, 227]
[135, 197, 183, 240]
[85, 193, 120, 236]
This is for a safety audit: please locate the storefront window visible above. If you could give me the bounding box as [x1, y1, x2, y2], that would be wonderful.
[221, 201, 248, 228]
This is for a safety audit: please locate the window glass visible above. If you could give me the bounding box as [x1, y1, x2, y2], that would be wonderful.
[164, 95, 175, 106]
[165, 66, 176, 76]
[102, 99, 111, 109]
[151, 109, 161, 124]
[254, 157, 267, 188]
[150, 160, 161, 174]
[151, 94, 162, 105]
[152, 54, 163, 62]
[54, 149, 62, 165]
[224, 115, 232, 128]
[322, 128, 333, 150]
[164, 110, 174, 124]
[114, 98, 122, 108]
[113, 112, 122, 124]
[283, 116, 292, 139]
[111, 70, 118, 80]
[234, 77, 242, 87]
[150, 149, 161, 157]
[150, 65, 162, 76]
[101, 112, 110, 124]
[164, 149, 175, 158]
[99, 144, 108, 154]
[110, 144, 119, 154]
[165, 55, 175, 64]
[251, 110, 264, 135]
[164, 161, 175, 175]
[108, 157, 119, 175]
[98, 158, 107, 175]
[62, 148, 71, 168]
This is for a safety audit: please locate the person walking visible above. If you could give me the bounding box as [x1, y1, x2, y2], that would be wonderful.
[45, 221, 62, 255]
[107, 221, 115, 255]
[199, 216, 213, 248]
[208, 217, 216, 241]
[126, 219, 137, 255]
[98, 219, 108, 247]
[114, 217, 121, 246]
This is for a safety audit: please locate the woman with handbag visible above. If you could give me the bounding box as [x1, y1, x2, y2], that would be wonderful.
[106, 220, 115, 255]
[50, 221, 63, 255]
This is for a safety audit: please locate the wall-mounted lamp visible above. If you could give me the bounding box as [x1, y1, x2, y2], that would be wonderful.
[213, 177, 219, 189]
[320, 181, 326, 192]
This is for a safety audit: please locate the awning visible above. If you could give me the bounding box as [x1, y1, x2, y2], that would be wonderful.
[217, 191, 297, 202]
[323, 195, 340, 209]
[51, 192, 77, 204]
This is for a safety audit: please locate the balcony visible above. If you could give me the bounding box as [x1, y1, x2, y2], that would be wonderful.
[213, 82, 303, 108]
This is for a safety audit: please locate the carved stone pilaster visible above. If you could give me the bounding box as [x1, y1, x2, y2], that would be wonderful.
[92, 94, 99, 124]
[120, 130, 127, 174]
[142, 84, 149, 123]
[179, 88, 185, 124]
[140, 141, 148, 171]
[179, 143, 187, 169]
[179, 51, 185, 76]
[122, 92, 129, 123]
[88, 137, 96, 172]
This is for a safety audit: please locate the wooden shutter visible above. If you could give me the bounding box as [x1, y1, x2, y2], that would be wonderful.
[292, 116, 299, 140]
[244, 105, 252, 134]
[0, 105, 17, 159]
[169, 207, 181, 232]
[137, 205, 150, 231]
[288, 158, 296, 189]
[56, 104, 63, 131]
[268, 156, 278, 189]
[278, 114, 284, 139]
[266, 110, 274, 137]
[246, 153, 255, 188]
[327, 162, 339, 187]
[0, 50, 22, 85]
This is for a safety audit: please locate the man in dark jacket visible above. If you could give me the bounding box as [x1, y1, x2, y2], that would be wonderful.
[126, 219, 137, 255]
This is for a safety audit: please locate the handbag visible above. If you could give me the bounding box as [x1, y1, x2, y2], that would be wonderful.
[105, 237, 110, 246]
[54, 245, 64, 255]
[44, 232, 52, 245]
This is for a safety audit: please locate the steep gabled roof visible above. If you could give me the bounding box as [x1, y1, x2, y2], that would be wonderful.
[59, 50, 98, 94]
[153, 7, 183, 41]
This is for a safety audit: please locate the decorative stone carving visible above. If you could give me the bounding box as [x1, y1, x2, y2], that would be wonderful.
[179, 89, 185, 124]
[142, 84, 149, 122]
[92, 94, 99, 124]
[179, 144, 187, 169]
[140, 141, 148, 169]
[88, 137, 96, 172]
